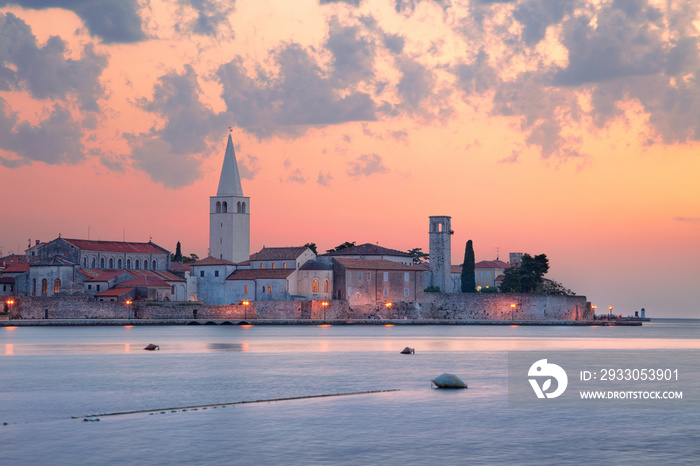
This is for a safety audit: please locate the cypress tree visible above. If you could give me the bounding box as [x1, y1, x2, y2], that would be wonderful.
[461, 240, 476, 292]
[174, 241, 183, 262]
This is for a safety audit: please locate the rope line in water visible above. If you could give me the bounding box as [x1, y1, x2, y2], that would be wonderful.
[74, 389, 400, 419]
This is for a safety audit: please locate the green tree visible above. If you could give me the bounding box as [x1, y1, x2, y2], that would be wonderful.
[304, 242, 318, 254]
[326, 241, 356, 253]
[173, 241, 183, 262]
[461, 240, 476, 292]
[407, 247, 429, 265]
[182, 253, 199, 264]
[499, 253, 550, 293]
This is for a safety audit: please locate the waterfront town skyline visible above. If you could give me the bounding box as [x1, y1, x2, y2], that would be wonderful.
[1, 1, 699, 317]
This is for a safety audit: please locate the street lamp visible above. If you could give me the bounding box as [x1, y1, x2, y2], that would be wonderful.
[609, 305, 613, 320]
[125, 299, 132, 320]
[321, 300, 329, 321]
[242, 300, 250, 320]
[591, 305, 597, 320]
[510, 303, 516, 321]
[6, 299, 14, 321]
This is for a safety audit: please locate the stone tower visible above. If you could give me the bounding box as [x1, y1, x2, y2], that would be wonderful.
[209, 135, 250, 263]
[429, 216, 452, 292]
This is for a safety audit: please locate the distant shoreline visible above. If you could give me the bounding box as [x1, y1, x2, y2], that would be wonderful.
[0, 318, 642, 327]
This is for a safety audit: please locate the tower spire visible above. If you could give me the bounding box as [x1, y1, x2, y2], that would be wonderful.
[216, 135, 243, 197]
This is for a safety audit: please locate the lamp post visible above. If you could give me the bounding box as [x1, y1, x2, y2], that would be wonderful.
[385, 301, 392, 319]
[609, 305, 613, 320]
[242, 300, 249, 320]
[591, 305, 597, 320]
[511, 303, 516, 321]
[6, 299, 14, 321]
[125, 299, 132, 320]
[321, 300, 329, 321]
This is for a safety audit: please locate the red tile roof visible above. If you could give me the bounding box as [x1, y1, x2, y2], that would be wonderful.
[130, 270, 185, 282]
[85, 270, 130, 282]
[475, 260, 511, 269]
[62, 238, 169, 255]
[169, 262, 190, 273]
[226, 269, 295, 280]
[0, 255, 25, 268]
[334, 258, 424, 271]
[32, 255, 78, 266]
[1, 262, 30, 273]
[117, 276, 170, 288]
[96, 288, 134, 297]
[77, 269, 103, 278]
[323, 243, 411, 257]
[250, 247, 310, 261]
[191, 256, 237, 266]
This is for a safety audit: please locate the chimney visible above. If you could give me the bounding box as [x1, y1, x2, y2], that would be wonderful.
[36, 240, 40, 246]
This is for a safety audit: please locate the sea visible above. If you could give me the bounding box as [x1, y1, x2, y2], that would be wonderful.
[2, 319, 699, 465]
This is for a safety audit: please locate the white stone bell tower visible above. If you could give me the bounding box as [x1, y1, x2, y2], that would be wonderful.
[429, 215, 452, 292]
[209, 135, 250, 263]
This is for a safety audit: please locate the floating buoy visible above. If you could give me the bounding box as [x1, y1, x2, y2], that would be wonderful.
[144, 344, 160, 351]
[431, 373, 467, 389]
[400, 347, 415, 354]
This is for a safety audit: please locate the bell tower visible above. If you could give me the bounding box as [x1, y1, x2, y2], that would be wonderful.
[429, 215, 452, 292]
[209, 135, 250, 263]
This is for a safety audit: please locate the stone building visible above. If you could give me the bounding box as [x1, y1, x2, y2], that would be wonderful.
[333, 258, 425, 305]
[296, 261, 333, 301]
[319, 243, 413, 266]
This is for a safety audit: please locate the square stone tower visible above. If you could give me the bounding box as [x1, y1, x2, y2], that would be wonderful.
[210, 135, 250, 263]
[429, 216, 452, 292]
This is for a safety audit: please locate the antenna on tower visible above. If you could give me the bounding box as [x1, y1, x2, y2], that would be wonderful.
[495, 247, 500, 260]
[229, 126, 233, 133]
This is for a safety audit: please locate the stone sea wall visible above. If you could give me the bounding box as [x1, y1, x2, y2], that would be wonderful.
[8, 293, 589, 321]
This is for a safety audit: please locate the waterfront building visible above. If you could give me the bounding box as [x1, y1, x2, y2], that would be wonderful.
[332, 258, 425, 305]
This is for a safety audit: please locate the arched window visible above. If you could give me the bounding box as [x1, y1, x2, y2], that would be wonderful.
[83, 258, 87, 267]
[135, 259, 140, 270]
[260, 263, 264, 269]
[100, 258, 105, 268]
[118, 258, 122, 269]
[143, 260, 148, 270]
[32, 278, 36, 295]
[222, 201, 228, 213]
[152, 260, 157, 270]
[216, 201, 222, 213]
[272, 263, 276, 269]
[324, 280, 329, 293]
[42, 279, 47, 294]
[127, 259, 131, 269]
[312, 280, 319, 293]
[54, 279, 61, 294]
[91, 257, 96, 268]
[237, 201, 241, 213]
[242, 202, 247, 214]
[109, 258, 114, 269]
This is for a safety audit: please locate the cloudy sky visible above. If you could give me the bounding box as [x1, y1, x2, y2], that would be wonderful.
[1, 0, 699, 316]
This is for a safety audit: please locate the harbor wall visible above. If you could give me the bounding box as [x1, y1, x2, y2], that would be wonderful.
[7, 293, 589, 321]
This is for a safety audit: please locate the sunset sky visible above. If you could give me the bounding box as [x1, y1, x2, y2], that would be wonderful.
[1, 0, 699, 317]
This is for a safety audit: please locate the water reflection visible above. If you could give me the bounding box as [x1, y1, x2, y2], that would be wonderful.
[208, 343, 244, 352]
[5, 343, 13, 355]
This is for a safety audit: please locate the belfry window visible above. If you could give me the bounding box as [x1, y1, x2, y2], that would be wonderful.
[242, 202, 247, 214]
[237, 202, 241, 213]
[222, 201, 228, 213]
[216, 201, 222, 213]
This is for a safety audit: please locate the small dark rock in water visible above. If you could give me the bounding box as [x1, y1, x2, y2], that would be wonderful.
[431, 373, 467, 389]
[144, 344, 160, 351]
[400, 347, 415, 354]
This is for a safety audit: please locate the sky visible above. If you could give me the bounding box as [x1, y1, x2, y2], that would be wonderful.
[0, 0, 699, 317]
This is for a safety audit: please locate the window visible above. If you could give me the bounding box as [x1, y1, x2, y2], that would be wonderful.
[216, 201, 221, 213]
[33, 278, 36, 295]
[152, 260, 157, 270]
[480, 272, 484, 279]
[42, 279, 47, 294]
[200, 271, 204, 277]
[222, 201, 228, 213]
[135, 260, 140, 270]
[324, 280, 329, 293]
[88, 284, 92, 290]
[144, 260, 148, 270]
[242, 202, 247, 214]
[272, 263, 276, 269]
[100, 258, 105, 268]
[367, 273, 370, 281]
[260, 264, 264, 269]
[404, 288, 409, 297]
[358, 272, 362, 280]
[244, 285, 248, 294]
[283, 263, 287, 269]
[268, 286, 272, 294]
[127, 259, 131, 269]
[383, 272, 388, 281]
[109, 258, 114, 269]
[313, 280, 319, 292]
[215, 270, 219, 277]
[383, 288, 388, 296]
[118, 259, 122, 269]
[237, 201, 241, 213]
[91, 258, 96, 268]
[404, 272, 409, 281]
[262, 286, 266, 293]
[96, 284, 100, 292]
[171, 285, 175, 294]
[54, 279, 61, 294]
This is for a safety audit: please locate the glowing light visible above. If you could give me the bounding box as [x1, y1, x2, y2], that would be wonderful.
[384, 324, 395, 327]
[385, 302, 393, 308]
[4, 326, 17, 330]
[318, 324, 332, 328]
[510, 325, 519, 328]
[123, 325, 134, 328]
[240, 324, 253, 329]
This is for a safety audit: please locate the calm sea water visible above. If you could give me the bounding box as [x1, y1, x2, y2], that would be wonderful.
[2, 320, 700, 465]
